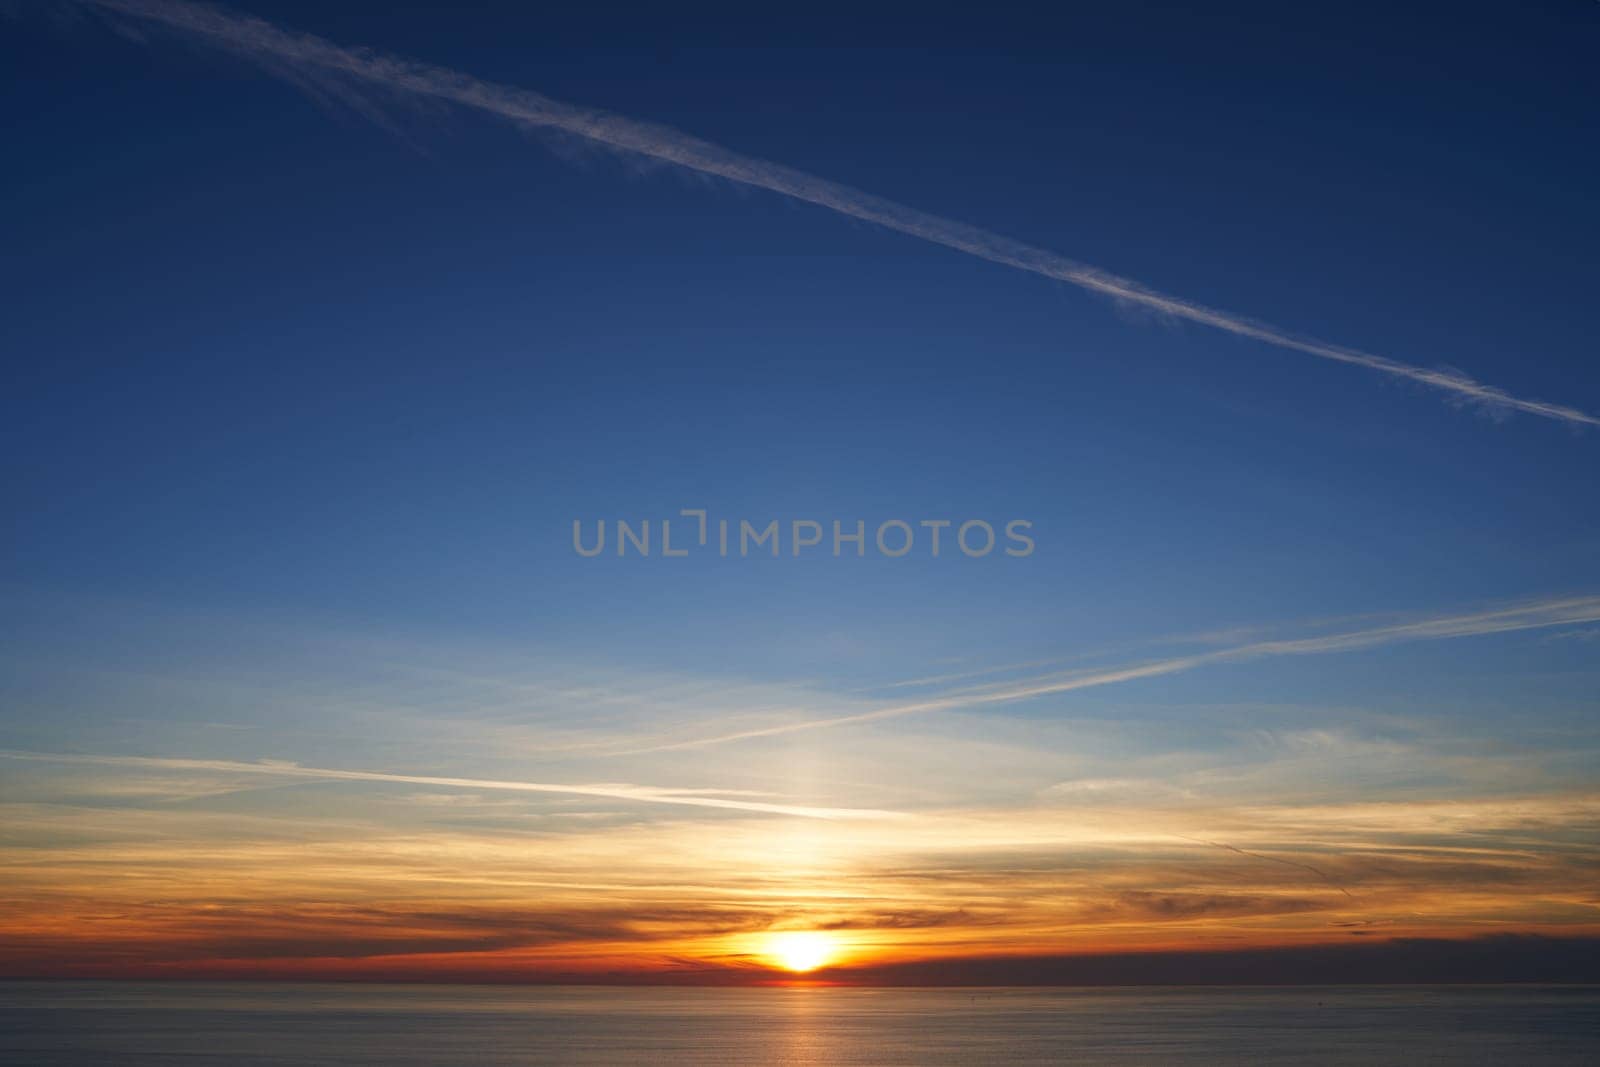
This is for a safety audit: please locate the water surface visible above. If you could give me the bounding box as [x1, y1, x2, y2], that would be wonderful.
[2, 982, 1596, 1064]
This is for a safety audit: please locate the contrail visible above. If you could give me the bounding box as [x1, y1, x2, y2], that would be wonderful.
[1177, 835, 1356, 900]
[59, 0, 1600, 428]
[0, 750, 905, 820]
[615, 593, 1600, 752]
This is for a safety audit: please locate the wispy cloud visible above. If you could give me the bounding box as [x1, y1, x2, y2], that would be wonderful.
[55, 0, 1599, 428]
[620, 594, 1600, 751]
[0, 750, 904, 820]
[5, 783, 1596, 977]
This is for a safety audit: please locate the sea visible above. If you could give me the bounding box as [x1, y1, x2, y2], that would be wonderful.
[1, 982, 1596, 1065]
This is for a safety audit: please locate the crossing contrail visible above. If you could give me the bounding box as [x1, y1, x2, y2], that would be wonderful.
[53, 0, 1600, 428]
[0, 749, 905, 820]
[1178, 836, 1356, 900]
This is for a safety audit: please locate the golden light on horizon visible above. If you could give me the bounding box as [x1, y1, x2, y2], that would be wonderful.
[765, 931, 836, 973]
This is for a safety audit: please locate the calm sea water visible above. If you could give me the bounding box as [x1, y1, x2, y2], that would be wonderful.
[1, 982, 1596, 1065]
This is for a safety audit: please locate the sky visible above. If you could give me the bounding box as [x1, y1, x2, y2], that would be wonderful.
[1, 0, 1598, 983]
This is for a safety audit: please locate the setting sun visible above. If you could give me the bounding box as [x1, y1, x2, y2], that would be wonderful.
[766, 931, 836, 974]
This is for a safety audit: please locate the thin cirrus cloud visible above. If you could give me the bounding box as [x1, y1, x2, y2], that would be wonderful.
[53, 0, 1600, 429]
[616, 593, 1600, 752]
[0, 750, 906, 820]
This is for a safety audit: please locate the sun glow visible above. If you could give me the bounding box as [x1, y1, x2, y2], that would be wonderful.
[766, 931, 835, 973]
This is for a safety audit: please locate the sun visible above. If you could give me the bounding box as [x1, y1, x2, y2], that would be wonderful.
[765, 931, 835, 973]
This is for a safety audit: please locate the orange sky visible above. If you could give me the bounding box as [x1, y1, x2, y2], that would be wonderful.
[5, 750, 1597, 982]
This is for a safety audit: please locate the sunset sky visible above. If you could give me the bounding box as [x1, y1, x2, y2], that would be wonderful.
[2, 0, 1598, 984]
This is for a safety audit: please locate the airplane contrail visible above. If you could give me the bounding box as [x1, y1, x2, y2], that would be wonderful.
[57, 0, 1600, 428]
[613, 593, 1600, 752]
[0, 750, 905, 820]
[1177, 835, 1356, 900]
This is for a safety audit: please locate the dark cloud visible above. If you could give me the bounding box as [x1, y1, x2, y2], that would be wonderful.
[1095, 892, 1328, 921]
[827, 935, 1600, 987]
[22, 933, 1598, 986]
[0, 900, 785, 969]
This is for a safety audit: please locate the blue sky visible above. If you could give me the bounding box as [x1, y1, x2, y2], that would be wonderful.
[1, 1, 1598, 979]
